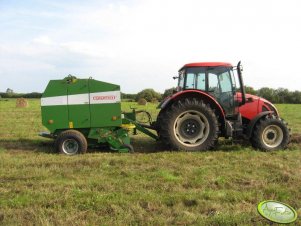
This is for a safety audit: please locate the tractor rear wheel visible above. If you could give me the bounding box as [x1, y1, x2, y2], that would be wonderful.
[157, 98, 219, 151]
[55, 130, 88, 155]
[251, 115, 290, 151]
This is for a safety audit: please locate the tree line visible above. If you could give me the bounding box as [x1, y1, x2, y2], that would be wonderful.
[1, 87, 301, 104]
[245, 87, 301, 104]
[127, 87, 301, 104]
[0, 89, 42, 98]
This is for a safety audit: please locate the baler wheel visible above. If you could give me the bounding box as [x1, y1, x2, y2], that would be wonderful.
[55, 130, 88, 155]
[251, 115, 290, 151]
[157, 98, 219, 151]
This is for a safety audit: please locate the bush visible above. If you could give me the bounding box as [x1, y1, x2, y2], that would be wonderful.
[136, 89, 162, 102]
[162, 87, 175, 99]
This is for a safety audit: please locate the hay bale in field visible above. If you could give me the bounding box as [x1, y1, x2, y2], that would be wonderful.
[137, 98, 147, 105]
[16, 98, 29, 108]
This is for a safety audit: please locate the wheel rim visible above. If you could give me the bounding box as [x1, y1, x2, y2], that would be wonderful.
[62, 139, 79, 155]
[261, 125, 284, 148]
[173, 110, 210, 147]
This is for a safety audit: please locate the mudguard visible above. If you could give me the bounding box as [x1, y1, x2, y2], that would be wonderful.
[246, 111, 274, 139]
[158, 90, 226, 134]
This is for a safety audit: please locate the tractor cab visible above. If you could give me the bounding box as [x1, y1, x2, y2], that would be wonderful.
[176, 62, 245, 117]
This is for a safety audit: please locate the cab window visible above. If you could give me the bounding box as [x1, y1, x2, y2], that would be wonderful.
[196, 72, 206, 90]
[185, 73, 195, 89]
[219, 71, 232, 92]
[208, 73, 219, 93]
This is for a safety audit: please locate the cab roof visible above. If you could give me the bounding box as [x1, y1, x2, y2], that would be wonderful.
[179, 62, 233, 71]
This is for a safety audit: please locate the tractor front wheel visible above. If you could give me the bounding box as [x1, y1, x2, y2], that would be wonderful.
[251, 116, 290, 151]
[158, 98, 219, 151]
[55, 130, 88, 155]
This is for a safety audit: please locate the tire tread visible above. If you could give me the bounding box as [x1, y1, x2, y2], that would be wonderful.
[251, 115, 290, 151]
[157, 98, 219, 151]
[55, 130, 88, 155]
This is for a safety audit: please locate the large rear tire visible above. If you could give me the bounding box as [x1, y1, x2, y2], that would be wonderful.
[251, 115, 290, 151]
[157, 98, 219, 151]
[55, 130, 88, 155]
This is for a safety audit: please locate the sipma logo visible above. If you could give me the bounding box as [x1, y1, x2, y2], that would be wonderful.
[257, 200, 298, 224]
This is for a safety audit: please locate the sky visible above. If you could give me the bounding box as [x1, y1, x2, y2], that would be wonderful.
[0, 0, 300, 94]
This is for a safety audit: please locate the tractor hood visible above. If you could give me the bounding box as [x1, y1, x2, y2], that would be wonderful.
[237, 92, 279, 119]
[237, 92, 276, 107]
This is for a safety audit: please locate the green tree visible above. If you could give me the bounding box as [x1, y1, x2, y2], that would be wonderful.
[245, 86, 257, 95]
[162, 87, 175, 99]
[290, 91, 301, 104]
[257, 87, 275, 102]
[274, 88, 290, 103]
[136, 89, 162, 102]
[6, 88, 14, 98]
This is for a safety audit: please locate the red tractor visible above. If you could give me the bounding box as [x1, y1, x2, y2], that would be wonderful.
[156, 62, 290, 151]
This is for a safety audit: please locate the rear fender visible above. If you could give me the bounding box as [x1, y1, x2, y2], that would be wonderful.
[159, 90, 226, 133]
[246, 111, 273, 139]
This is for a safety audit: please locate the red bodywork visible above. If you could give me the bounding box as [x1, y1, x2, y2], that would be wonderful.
[237, 93, 278, 120]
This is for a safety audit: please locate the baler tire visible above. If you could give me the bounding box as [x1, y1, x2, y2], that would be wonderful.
[55, 130, 88, 155]
[251, 115, 290, 151]
[157, 98, 219, 151]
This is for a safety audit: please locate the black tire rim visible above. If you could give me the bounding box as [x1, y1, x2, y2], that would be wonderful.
[173, 110, 210, 147]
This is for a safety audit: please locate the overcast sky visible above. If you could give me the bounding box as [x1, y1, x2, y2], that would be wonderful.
[0, 0, 300, 93]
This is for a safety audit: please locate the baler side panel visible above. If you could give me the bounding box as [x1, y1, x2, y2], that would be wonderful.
[67, 79, 91, 128]
[89, 79, 122, 127]
[41, 80, 69, 132]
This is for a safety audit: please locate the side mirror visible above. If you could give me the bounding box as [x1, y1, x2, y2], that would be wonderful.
[173, 76, 179, 80]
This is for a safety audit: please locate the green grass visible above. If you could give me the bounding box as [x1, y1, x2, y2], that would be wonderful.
[277, 104, 301, 134]
[0, 99, 301, 225]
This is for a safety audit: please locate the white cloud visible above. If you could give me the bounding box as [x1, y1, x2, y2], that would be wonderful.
[59, 41, 116, 58]
[33, 35, 54, 45]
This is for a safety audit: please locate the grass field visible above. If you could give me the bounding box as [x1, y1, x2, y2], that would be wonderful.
[0, 99, 300, 225]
